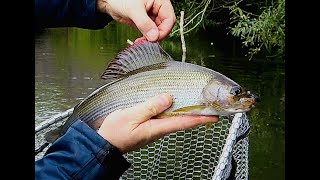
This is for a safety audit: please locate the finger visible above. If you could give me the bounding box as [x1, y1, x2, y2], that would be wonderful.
[127, 93, 173, 123]
[134, 36, 147, 43]
[129, 5, 159, 42]
[157, 17, 176, 41]
[154, 16, 162, 26]
[156, 1, 176, 41]
[147, 115, 219, 138]
[122, 20, 138, 29]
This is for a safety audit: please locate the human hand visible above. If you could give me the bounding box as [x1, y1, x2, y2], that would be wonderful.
[97, 93, 219, 154]
[96, 0, 176, 42]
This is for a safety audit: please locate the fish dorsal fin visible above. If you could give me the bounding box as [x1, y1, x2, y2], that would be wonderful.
[101, 40, 174, 80]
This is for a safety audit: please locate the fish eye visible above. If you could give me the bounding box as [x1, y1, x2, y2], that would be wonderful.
[230, 86, 242, 96]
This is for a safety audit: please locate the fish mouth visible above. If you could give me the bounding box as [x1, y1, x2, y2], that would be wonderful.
[247, 94, 259, 108]
[241, 92, 260, 106]
[250, 94, 260, 103]
[226, 94, 258, 113]
[246, 91, 260, 103]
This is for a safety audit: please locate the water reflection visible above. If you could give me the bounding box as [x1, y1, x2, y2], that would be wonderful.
[35, 22, 284, 180]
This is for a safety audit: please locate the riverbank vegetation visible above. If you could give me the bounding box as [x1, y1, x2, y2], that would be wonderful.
[171, 0, 285, 60]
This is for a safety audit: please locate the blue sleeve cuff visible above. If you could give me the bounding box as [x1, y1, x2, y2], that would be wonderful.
[69, 120, 131, 179]
[71, 0, 114, 29]
[37, 120, 131, 179]
[35, 0, 114, 29]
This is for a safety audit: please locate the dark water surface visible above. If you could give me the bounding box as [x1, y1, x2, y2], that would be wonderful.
[35, 22, 284, 179]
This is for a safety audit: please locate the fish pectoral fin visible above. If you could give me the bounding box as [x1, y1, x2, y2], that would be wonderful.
[154, 112, 179, 118]
[154, 105, 208, 118]
[172, 105, 208, 113]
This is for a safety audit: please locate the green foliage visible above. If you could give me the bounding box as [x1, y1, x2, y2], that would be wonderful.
[170, 0, 239, 37]
[229, 0, 285, 60]
[171, 0, 285, 60]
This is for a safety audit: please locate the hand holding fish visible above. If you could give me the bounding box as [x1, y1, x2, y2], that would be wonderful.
[97, 93, 219, 154]
[97, 0, 176, 41]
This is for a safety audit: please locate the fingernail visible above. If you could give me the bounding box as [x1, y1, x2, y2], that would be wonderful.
[158, 93, 172, 107]
[146, 28, 157, 41]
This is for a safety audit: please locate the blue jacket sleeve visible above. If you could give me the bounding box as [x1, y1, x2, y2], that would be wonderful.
[35, 120, 131, 180]
[35, 0, 114, 29]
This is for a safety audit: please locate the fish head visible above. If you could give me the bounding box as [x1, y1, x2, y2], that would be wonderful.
[202, 76, 259, 115]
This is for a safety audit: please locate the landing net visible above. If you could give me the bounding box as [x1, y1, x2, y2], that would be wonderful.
[35, 111, 250, 180]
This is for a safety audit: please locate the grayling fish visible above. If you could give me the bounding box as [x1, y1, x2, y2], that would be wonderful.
[45, 40, 258, 143]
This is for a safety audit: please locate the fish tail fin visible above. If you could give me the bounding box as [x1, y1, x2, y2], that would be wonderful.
[44, 125, 64, 143]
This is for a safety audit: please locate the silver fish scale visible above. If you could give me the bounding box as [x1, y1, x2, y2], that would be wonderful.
[75, 62, 217, 125]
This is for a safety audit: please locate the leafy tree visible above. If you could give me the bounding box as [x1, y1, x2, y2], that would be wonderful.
[229, 0, 285, 59]
[171, 0, 285, 60]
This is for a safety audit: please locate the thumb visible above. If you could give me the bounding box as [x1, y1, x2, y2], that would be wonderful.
[127, 93, 172, 123]
[129, 7, 159, 41]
